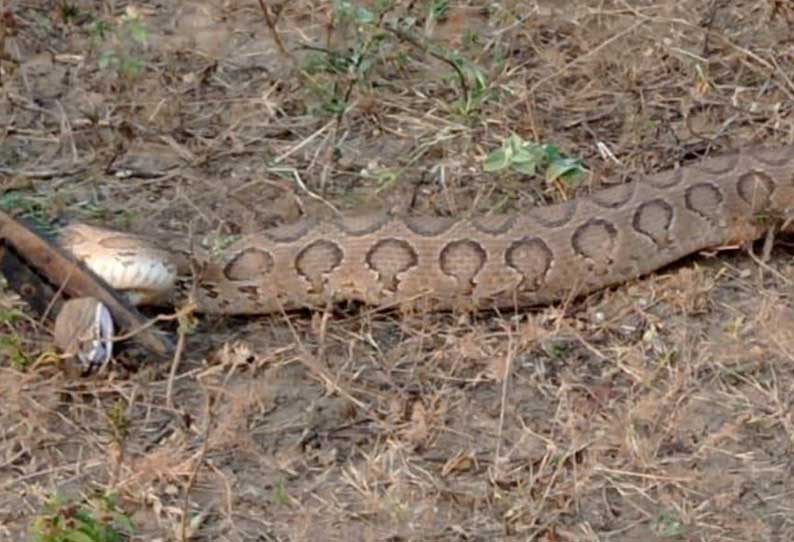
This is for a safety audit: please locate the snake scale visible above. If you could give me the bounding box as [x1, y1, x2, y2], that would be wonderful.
[59, 146, 794, 315]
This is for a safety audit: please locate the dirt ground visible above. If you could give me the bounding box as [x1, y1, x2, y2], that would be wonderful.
[2, 1, 794, 540]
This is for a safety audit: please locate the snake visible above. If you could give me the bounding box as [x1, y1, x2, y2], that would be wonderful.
[52, 145, 794, 369]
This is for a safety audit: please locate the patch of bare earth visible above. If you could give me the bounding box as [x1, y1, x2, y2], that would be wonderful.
[2, 1, 794, 540]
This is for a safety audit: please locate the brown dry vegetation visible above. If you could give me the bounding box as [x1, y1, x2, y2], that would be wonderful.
[2, 1, 794, 540]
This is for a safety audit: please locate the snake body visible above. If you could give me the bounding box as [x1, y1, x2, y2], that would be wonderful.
[59, 146, 794, 314]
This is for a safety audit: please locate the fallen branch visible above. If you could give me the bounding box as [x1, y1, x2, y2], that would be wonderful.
[0, 210, 174, 360]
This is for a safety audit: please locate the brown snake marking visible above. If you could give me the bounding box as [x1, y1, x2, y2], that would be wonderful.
[572, 218, 619, 265]
[684, 183, 724, 226]
[60, 146, 794, 314]
[737, 171, 775, 211]
[223, 247, 274, 280]
[632, 199, 675, 247]
[439, 240, 487, 294]
[365, 238, 419, 293]
[504, 237, 553, 291]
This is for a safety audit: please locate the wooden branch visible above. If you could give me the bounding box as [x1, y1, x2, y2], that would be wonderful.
[0, 210, 174, 359]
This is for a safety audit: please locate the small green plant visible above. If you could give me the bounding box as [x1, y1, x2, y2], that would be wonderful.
[0, 306, 24, 325]
[272, 478, 292, 506]
[301, 0, 487, 119]
[0, 192, 53, 234]
[0, 334, 31, 370]
[653, 510, 686, 539]
[59, 1, 80, 24]
[29, 493, 134, 542]
[463, 29, 480, 48]
[427, 0, 449, 23]
[543, 339, 572, 361]
[484, 135, 585, 186]
[301, 0, 390, 116]
[450, 55, 488, 116]
[93, 7, 149, 80]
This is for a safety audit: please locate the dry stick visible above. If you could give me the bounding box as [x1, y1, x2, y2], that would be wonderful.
[55, 99, 78, 163]
[257, 0, 292, 60]
[268, 121, 341, 214]
[39, 262, 76, 324]
[494, 323, 516, 471]
[277, 167, 340, 215]
[271, 120, 332, 165]
[165, 317, 189, 410]
[166, 232, 203, 409]
[748, 227, 790, 286]
[180, 385, 214, 542]
[204, 461, 235, 535]
[699, 0, 722, 56]
[112, 303, 197, 343]
[768, 54, 794, 100]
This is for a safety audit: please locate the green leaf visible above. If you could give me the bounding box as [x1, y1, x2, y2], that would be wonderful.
[483, 148, 510, 172]
[541, 144, 562, 162]
[354, 6, 375, 23]
[128, 20, 149, 45]
[98, 51, 115, 69]
[512, 160, 538, 176]
[119, 57, 144, 78]
[510, 146, 535, 163]
[93, 20, 111, 40]
[545, 157, 584, 185]
[470, 66, 487, 95]
[334, 0, 360, 22]
[428, 0, 449, 21]
[112, 512, 135, 534]
[506, 134, 525, 153]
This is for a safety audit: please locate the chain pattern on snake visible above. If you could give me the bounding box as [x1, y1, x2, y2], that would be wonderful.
[58, 146, 794, 315]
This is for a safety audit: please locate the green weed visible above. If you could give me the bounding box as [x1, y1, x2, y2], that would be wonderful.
[0, 334, 31, 370]
[29, 493, 134, 542]
[0, 192, 54, 235]
[58, 2, 80, 24]
[484, 135, 585, 187]
[93, 7, 150, 81]
[653, 510, 687, 539]
[301, 0, 487, 119]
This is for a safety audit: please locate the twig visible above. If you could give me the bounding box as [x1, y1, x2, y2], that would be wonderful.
[166, 228, 202, 409]
[111, 303, 197, 342]
[257, 0, 292, 60]
[165, 314, 189, 410]
[494, 323, 516, 471]
[0, 166, 88, 178]
[180, 384, 214, 542]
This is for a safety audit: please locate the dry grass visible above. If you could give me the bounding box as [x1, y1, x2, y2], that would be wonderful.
[2, 0, 794, 540]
